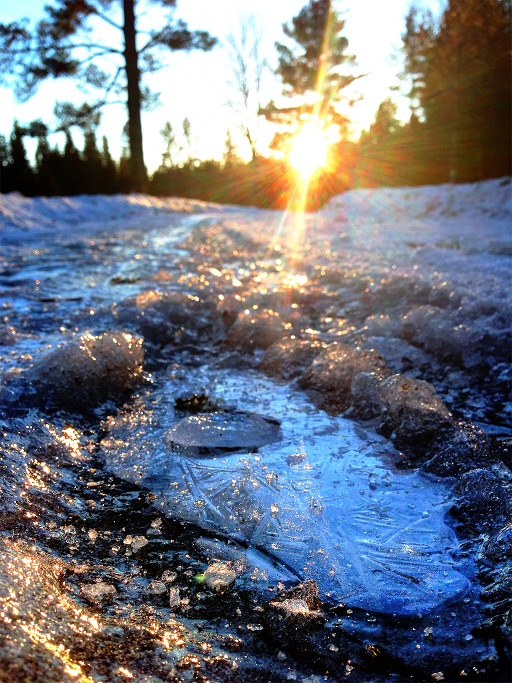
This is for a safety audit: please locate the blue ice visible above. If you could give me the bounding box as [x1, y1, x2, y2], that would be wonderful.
[100, 368, 470, 616]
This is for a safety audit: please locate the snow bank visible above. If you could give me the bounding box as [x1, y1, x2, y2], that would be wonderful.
[1, 177, 509, 237]
[0, 192, 227, 237]
[321, 177, 512, 224]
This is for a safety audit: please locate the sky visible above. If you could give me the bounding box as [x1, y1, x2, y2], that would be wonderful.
[0, 0, 443, 173]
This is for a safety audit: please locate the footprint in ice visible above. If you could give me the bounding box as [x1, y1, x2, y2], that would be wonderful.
[100, 369, 470, 616]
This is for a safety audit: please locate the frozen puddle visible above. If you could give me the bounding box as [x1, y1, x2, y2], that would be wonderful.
[100, 367, 470, 616]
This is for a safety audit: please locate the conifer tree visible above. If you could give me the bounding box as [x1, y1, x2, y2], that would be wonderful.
[400, 6, 434, 121]
[33, 124, 62, 195]
[261, 0, 360, 152]
[401, 0, 511, 181]
[61, 130, 83, 195]
[0, 1, 217, 191]
[0, 134, 8, 193]
[82, 129, 103, 193]
[7, 123, 33, 195]
[101, 136, 118, 194]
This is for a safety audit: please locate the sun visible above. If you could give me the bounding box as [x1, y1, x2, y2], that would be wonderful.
[288, 123, 329, 179]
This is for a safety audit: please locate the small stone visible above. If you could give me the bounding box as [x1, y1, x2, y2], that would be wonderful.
[169, 586, 181, 609]
[161, 570, 177, 583]
[246, 623, 264, 631]
[203, 562, 236, 592]
[271, 598, 310, 616]
[277, 651, 287, 661]
[81, 581, 117, 605]
[87, 529, 98, 543]
[432, 673, 445, 682]
[147, 580, 167, 595]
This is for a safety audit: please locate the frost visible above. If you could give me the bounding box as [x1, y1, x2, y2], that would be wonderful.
[169, 586, 180, 609]
[147, 580, 167, 595]
[102, 368, 470, 616]
[299, 342, 390, 412]
[123, 535, 149, 552]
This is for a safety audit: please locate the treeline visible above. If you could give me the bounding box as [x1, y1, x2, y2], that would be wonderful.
[1, 113, 509, 212]
[0, 124, 360, 210]
[0, 123, 132, 196]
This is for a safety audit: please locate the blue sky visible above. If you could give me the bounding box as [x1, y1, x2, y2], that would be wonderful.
[0, 0, 443, 171]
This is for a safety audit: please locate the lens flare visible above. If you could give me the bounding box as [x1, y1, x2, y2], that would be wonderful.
[288, 124, 328, 179]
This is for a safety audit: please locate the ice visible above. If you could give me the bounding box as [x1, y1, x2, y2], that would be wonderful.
[26, 331, 144, 411]
[299, 342, 390, 412]
[167, 411, 281, 452]
[100, 367, 470, 616]
[80, 581, 117, 605]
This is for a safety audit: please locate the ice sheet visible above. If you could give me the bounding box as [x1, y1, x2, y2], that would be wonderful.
[100, 367, 470, 615]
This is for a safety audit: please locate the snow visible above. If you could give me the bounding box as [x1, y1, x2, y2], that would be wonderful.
[0, 191, 229, 243]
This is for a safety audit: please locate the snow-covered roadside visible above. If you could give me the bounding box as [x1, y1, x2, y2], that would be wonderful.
[0, 191, 233, 242]
[1, 176, 509, 235]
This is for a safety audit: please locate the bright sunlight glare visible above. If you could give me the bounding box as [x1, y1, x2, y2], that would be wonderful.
[288, 124, 328, 179]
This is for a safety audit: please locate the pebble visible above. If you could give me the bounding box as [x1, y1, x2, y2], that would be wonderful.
[203, 561, 236, 592]
[147, 580, 167, 595]
[169, 586, 181, 609]
[161, 570, 177, 583]
[81, 581, 117, 605]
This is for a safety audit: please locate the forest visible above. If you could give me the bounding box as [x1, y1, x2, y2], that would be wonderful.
[0, 0, 510, 211]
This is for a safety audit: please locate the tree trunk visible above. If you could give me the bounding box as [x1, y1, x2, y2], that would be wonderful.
[123, 0, 147, 192]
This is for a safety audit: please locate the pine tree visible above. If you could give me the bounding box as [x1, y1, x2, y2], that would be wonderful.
[7, 123, 33, 195]
[400, 0, 511, 181]
[101, 136, 118, 194]
[261, 0, 359, 150]
[0, 1, 217, 191]
[358, 99, 402, 187]
[33, 125, 62, 195]
[0, 134, 9, 193]
[82, 129, 104, 193]
[61, 130, 83, 195]
[400, 6, 435, 121]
